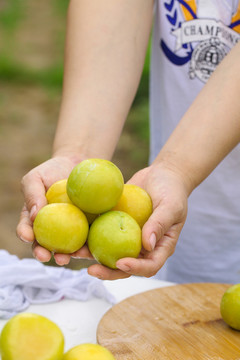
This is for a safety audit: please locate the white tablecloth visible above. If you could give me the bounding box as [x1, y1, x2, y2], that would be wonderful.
[0, 276, 174, 354]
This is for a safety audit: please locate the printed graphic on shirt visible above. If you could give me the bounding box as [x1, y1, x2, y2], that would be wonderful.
[161, 0, 240, 83]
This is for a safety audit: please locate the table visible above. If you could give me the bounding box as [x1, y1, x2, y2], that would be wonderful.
[0, 277, 174, 353]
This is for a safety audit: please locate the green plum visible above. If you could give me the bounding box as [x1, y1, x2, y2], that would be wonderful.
[88, 211, 142, 269]
[33, 203, 89, 254]
[0, 313, 64, 360]
[220, 284, 240, 330]
[67, 159, 124, 214]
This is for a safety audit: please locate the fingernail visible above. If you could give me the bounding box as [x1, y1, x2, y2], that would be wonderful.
[149, 233, 156, 251]
[30, 205, 37, 220]
[116, 264, 131, 272]
[71, 256, 93, 260]
[20, 236, 30, 243]
[33, 253, 40, 261]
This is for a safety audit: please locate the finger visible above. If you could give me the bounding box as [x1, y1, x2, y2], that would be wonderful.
[141, 201, 184, 252]
[33, 242, 71, 266]
[54, 253, 72, 266]
[32, 241, 52, 263]
[116, 235, 177, 277]
[116, 257, 156, 277]
[16, 204, 35, 243]
[87, 263, 131, 280]
[71, 245, 94, 260]
[21, 172, 47, 221]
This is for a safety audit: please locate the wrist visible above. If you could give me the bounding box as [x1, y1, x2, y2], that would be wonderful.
[152, 151, 197, 197]
[52, 149, 85, 166]
[52, 135, 114, 164]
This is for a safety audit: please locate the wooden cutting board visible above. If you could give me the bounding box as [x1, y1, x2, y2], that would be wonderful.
[97, 283, 240, 360]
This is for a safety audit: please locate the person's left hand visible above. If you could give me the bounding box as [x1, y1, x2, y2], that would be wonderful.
[72, 162, 189, 280]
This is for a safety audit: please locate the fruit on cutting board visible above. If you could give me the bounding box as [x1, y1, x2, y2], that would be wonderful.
[63, 343, 115, 360]
[33, 203, 89, 253]
[88, 210, 142, 269]
[220, 284, 240, 330]
[0, 313, 64, 360]
[67, 159, 124, 214]
[112, 183, 153, 228]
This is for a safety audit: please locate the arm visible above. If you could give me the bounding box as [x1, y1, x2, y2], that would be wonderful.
[53, 0, 154, 160]
[154, 40, 240, 195]
[16, 0, 154, 264]
[89, 41, 240, 280]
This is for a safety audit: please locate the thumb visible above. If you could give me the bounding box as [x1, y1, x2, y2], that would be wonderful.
[21, 173, 48, 221]
[141, 203, 180, 252]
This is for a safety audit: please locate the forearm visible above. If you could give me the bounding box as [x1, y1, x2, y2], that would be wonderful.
[53, 0, 154, 160]
[154, 41, 240, 195]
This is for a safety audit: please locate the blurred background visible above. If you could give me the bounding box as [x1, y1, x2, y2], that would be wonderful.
[0, 0, 150, 266]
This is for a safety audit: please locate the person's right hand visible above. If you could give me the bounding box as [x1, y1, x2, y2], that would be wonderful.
[16, 155, 82, 265]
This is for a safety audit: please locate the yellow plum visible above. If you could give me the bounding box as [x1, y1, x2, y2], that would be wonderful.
[0, 313, 64, 360]
[33, 203, 89, 254]
[63, 343, 115, 360]
[112, 184, 153, 228]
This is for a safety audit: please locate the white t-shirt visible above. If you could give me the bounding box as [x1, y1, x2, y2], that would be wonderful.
[150, 0, 240, 283]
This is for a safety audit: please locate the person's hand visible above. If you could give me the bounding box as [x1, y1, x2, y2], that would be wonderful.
[17, 158, 189, 278]
[81, 163, 189, 280]
[16, 155, 82, 265]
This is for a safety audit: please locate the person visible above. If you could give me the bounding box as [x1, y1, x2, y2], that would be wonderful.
[16, 0, 240, 283]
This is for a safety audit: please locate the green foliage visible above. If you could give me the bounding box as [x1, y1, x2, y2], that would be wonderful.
[143, 39, 151, 75]
[0, 56, 28, 82]
[35, 63, 64, 88]
[0, 55, 63, 88]
[134, 71, 149, 106]
[52, 0, 69, 17]
[0, 0, 23, 31]
[0, 0, 150, 144]
[133, 39, 151, 106]
[127, 100, 149, 141]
